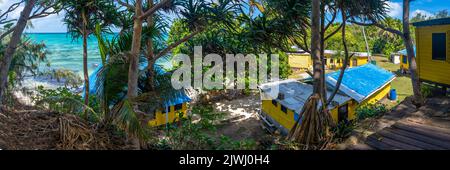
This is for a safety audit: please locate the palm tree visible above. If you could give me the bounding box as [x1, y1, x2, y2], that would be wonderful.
[63, 0, 117, 119]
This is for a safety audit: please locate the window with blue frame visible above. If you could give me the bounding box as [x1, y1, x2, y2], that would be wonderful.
[432, 33, 447, 61]
[402, 55, 408, 64]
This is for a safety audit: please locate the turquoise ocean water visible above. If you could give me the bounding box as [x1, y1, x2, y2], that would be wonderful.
[26, 33, 114, 76]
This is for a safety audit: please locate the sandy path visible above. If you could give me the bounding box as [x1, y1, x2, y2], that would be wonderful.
[211, 93, 270, 142]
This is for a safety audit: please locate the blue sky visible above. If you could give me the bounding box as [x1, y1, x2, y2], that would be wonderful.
[0, 0, 449, 33]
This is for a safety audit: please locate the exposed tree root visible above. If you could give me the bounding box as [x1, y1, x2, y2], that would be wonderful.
[0, 106, 131, 150]
[286, 94, 335, 150]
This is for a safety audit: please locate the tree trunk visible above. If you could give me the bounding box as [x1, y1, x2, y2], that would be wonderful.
[287, 0, 330, 148]
[81, 11, 90, 120]
[0, 0, 36, 105]
[128, 0, 144, 150]
[127, 0, 143, 98]
[311, 1, 323, 96]
[146, 0, 155, 91]
[403, 0, 424, 107]
[327, 8, 350, 106]
[319, 4, 327, 107]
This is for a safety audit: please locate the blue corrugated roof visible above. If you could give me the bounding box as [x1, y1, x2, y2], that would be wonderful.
[326, 64, 395, 103]
[412, 17, 450, 27]
[86, 57, 191, 107]
[398, 46, 416, 56]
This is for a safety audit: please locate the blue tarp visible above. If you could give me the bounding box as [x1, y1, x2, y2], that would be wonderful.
[85, 57, 191, 107]
[326, 64, 395, 103]
[398, 46, 416, 56]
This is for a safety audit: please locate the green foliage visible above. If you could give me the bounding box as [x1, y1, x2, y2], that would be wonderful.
[40, 69, 83, 89]
[332, 121, 355, 140]
[32, 86, 100, 121]
[161, 105, 256, 150]
[6, 37, 49, 87]
[411, 9, 450, 23]
[356, 102, 388, 120]
[420, 83, 434, 99]
[63, 0, 119, 39]
[216, 135, 258, 150]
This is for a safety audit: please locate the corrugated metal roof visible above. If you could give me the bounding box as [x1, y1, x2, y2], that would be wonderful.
[288, 47, 370, 57]
[412, 17, 450, 27]
[398, 46, 416, 56]
[326, 64, 395, 103]
[259, 79, 351, 114]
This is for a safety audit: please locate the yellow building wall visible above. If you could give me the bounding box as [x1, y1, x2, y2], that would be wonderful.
[148, 103, 188, 127]
[415, 25, 450, 86]
[324, 55, 369, 69]
[361, 83, 392, 105]
[262, 100, 296, 130]
[288, 54, 311, 69]
[263, 99, 356, 131]
[330, 100, 358, 123]
[288, 53, 369, 70]
[400, 54, 410, 71]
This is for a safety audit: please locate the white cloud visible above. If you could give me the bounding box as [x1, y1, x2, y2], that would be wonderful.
[412, 9, 434, 18]
[27, 12, 67, 33]
[387, 2, 402, 18]
[1, 1, 66, 33]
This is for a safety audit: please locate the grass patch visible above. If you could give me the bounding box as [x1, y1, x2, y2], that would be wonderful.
[373, 56, 413, 108]
[374, 56, 399, 72]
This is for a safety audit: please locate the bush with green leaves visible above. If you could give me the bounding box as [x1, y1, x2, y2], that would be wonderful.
[32, 86, 100, 121]
[161, 105, 258, 150]
[421, 83, 434, 99]
[332, 121, 356, 140]
[356, 102, 388, 120]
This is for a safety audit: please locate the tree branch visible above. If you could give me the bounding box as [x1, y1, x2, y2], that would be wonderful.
[139, 0, 171, 20]
[116, 0, 135, 11]
[0, 26, 16, 41]
[324, 22, 343, 41]
[349, 20, 403, 37]
[28, 3, 61, 20]
[0, 0, 24, 20]
[154, 28, 202, 59]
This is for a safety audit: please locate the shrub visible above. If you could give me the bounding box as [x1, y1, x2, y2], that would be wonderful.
[421, 83, 434, 98]
[32, 86, 100, 120]
[356, 102, 388, 120]
[333, 121, 356, 140]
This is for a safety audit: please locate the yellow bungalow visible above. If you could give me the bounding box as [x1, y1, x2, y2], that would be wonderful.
[259, 64, 395, 135]
[259, 79, 356, 135]
[287, 50, 370, 70]
[325, 64, 396, 105]
[397, 47, 416, 74]
[413, 18, 450, 89]
[147, 101, 190, 127]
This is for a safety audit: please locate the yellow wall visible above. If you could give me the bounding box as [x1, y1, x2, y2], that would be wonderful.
[288, 54, 311, 69]
[324, 56, 369, 69]
[262, 99, 356, 131]
[288, 53, 369, 70]
[148, 103, 188, 127]
[416, 24, 450, 86]
[400, 54, 410, 71]
[330, 100, 358, 123]
[262, 100, 296, 130]
[361, 83, 392, 105]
